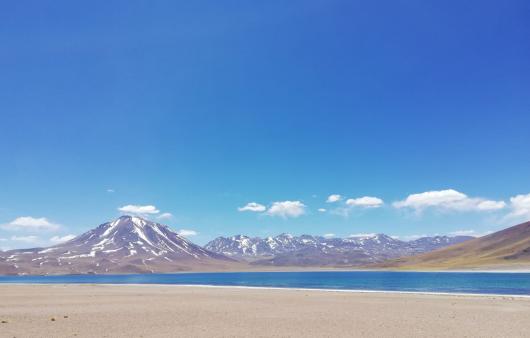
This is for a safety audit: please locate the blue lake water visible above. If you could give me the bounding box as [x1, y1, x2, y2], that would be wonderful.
[1, 271, 529, 296]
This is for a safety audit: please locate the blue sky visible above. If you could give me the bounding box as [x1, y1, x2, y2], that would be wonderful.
[1, 0, 530, 248]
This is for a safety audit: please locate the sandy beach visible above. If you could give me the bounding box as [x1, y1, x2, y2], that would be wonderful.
[0, 285, 529, 337]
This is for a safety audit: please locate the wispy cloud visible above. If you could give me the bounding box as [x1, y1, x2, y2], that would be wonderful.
[107, 189, 115, 193]
[50, 234, 76, 243]
[118, 205, 160, 215]
[177, 229, 198, 237]
[238, 202, 266, 212]
[157, 212, 173, 220]
[329, 195, 384, 217]
[10, 235, 39, 243]
[346, 196, 384, 208]
[323, 233, 335, 238]
[1, 217, 60, 231]
[318, 208, 327, 212]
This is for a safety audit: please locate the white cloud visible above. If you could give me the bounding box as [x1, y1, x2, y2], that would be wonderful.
[267, 201, 306, 218]
[118, 205, 160, 215]
[393, 189, 506, 213]
[476, 200, 506, 210]
[323, 233, 335, 238]
[394, 189, 466, 209]
[238, 202, 266, 213]
[10, 235, 39, 243]
[346, 196, 384, 208]
[329, 196, 384, 217]
[177, 229, 198, 237]
[157, 212, 173, 220]
[107, 189, 115, 193]
[318, 208, 327, 212]
[326, 194, 342, 203]
[50, 234, 76, 243]
[1, 217, 60, 231]
[506, 193, 530, 220]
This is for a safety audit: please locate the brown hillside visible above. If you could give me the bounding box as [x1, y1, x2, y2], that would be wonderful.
[374, 221, 530, 270]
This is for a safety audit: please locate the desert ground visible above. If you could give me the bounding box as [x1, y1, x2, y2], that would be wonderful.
[1, 285, 529, 337]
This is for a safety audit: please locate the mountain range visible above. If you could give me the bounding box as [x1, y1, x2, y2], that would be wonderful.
[204, 234, 473, 266]
[3, 215, 529, 275]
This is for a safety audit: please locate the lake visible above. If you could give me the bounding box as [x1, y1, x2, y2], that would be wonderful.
[1, 271, 529, 296]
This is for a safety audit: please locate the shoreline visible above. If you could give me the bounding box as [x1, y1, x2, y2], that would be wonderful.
[1, 282, 529, 298]
[2, 267, 530, 276]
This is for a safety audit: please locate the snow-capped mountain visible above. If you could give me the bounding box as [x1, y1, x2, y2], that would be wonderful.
[0, 216, 237, 275]
[205, 233, 473, 266]
[204, 233, 319, 258]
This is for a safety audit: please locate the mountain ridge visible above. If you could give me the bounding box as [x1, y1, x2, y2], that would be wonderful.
[205, 233, 473, 266]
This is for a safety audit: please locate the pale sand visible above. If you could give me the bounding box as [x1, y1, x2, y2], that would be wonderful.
[1, 285, 530, 337]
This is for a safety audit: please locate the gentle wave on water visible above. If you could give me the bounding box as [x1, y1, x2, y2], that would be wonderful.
[1, 271, 530, 296]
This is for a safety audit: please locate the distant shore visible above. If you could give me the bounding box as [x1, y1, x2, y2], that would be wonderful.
[2, 265, 530, 276]
[1, 284, 529, 337]
[5, 282, 530, 299]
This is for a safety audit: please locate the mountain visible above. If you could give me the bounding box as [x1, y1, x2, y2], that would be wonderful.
[374, 221, 530, 270]
[205, 233, 473, 266]
[0, 216, 239, 275]
[204, 233, 321, 259]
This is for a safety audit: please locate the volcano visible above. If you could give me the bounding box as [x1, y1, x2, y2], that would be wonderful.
[0, 215, 238, 275]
